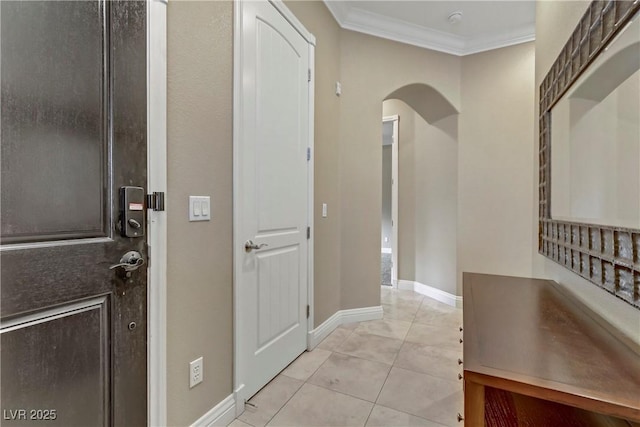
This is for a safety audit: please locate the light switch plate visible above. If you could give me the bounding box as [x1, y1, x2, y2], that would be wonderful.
[189, 196, 211, 221]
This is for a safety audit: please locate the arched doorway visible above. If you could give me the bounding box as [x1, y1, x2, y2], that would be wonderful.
[380, 83, 460, 304]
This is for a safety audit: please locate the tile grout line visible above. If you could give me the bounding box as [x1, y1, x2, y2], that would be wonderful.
[362, 402, 376, 427]
[259, 376, 305, 427]
[255, 347, 334, 427]
[309, 380, 383, 404]
[372, 302, 400, 409]
[331, 328, 355, 350]
[280, 346, 332, 382]
[331, 332, 403, 366]
[270, 341, 363, 425]
[364, 302, 404, 425]
[372, 359, 394, 405]
[318, 327, 353, 352]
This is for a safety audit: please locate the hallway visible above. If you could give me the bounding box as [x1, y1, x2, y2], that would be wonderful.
[229, 288, 464, 427]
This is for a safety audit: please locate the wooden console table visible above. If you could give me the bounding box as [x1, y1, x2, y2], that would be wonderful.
[462, 273, 640, 426]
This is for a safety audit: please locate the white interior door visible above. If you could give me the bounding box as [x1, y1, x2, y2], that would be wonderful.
[235, 0, 311, 403]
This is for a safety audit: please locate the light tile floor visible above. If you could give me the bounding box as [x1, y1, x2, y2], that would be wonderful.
[229, 287, 464, 427]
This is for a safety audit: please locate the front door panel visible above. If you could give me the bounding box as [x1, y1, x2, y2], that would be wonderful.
[1, 299, 109, 426]
[1, 0, 106, 243]
[0, 1, 147, 425]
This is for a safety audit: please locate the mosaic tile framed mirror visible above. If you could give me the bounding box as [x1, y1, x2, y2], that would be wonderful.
[539, 0, 640, 308]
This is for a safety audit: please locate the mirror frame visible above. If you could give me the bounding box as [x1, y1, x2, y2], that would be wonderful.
[539, 0, 640, 309]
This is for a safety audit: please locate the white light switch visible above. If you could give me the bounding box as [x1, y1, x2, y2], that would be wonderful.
[335, 82, 342, 96]
[322, 203, 328, 218]
[189, 196, 211, 221]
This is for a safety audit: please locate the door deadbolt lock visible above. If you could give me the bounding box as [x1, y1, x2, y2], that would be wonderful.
[119, 186, 145, 238]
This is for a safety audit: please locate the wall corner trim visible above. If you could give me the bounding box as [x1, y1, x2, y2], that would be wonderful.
[307, 306, 384, 349]
[398, 280, 463, 309]
[190, 394, 236, 427]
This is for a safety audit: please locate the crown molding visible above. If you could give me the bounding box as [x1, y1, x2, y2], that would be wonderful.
[463, 22, 536, 55]
[323, 1, 535, 56]
[324, 0, 350, 26]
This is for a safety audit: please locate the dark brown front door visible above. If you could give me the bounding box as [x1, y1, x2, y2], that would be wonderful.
[1, 1, 147, 426]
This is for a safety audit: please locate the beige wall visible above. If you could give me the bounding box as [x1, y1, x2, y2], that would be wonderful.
[339, 30, 461, 308]
[162, 1, 555, 424]
[458, 42, 536, 290]
[534, 0, 640, 345]
[383, 100, 459, 295]
[166, 1, 233, 424]
[286, 5, 462, 312]
[285, 1, 343, 327]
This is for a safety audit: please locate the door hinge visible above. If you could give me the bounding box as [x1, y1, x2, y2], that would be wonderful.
[308, 68, 311, 82]
[146, 243, 151, 267]
[307, 226, 311, 239]
[146, 192, 165, 211]
[306, 305, 310, 319]
[307, 147, 311, 161]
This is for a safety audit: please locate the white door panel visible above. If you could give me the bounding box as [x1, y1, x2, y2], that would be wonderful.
[256, 245, 300, 348]
[236, 0, 310, 402]
[255, 18, 306, 233]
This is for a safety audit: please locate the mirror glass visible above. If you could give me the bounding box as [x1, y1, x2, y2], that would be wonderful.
[551, 11, 640, 228]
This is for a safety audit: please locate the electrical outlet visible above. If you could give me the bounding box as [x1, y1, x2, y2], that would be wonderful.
[189, 357, 203, 388]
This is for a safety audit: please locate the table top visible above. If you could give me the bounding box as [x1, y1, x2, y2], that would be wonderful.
[463, 273, 640, 421]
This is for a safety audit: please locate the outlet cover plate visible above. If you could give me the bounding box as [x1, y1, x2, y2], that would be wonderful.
[190, 357, 203, 388]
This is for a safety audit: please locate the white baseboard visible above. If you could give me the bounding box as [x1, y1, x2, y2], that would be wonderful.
[398, 280, 462, 309]
[307, 311, 341, 350]
[307, 305, 383, 349]
[191, 394, 236, 427]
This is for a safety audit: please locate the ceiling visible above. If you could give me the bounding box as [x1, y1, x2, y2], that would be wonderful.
[323, 1, 536, 56]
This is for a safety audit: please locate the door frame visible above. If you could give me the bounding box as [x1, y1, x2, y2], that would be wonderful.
[383, 115, 399, 287]
[232, 0, 315, 414]
[147, 0, 168, 425]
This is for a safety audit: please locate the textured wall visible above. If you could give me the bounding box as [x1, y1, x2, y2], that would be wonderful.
[534, 0, 640, 345]
[166, 1, 233, 424]
[339, 30, 461, 308]
[285, 1, 342, 327]
[458, 42, 536, 292]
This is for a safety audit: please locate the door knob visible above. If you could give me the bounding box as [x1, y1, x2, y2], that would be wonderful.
[245, 240, 268, 253]
[110, 251, 145, 272]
